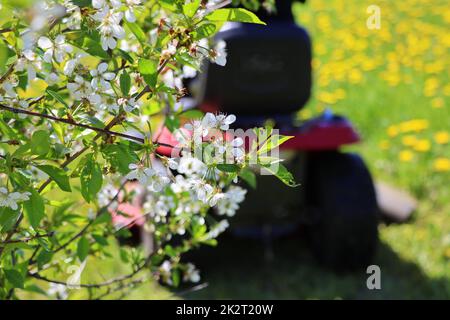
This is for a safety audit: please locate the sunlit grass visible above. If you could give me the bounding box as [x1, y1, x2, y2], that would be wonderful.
[295, 0, 449, 293]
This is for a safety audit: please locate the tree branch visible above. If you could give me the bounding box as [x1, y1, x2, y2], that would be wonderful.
[29, 253, 153, 289]
[1, 232, 53, 245]
[0, 103, 145, 144]
[0, 55, 175, 261]
[0, 63, 15, 84]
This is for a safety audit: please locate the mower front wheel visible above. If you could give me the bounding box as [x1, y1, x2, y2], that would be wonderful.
[306, 151, 379, 271]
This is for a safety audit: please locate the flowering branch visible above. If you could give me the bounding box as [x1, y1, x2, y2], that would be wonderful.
[0, 103, 145, 144]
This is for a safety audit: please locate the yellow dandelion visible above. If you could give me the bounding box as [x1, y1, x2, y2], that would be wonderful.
[400, 119, 429, 133]
[317, 92, 337, 104]
[348, 69, 363, 84]
[399, 150, 414, 162]
[402, 135, 417, 146]
[434, 131, 449, 145]
[433, 158, 450, 172]
[413, 139, 431, 152]
[431, 97, 444, 109]
[444, 84, 450, 96]
[334, 89, 346, 100]
[387, 125, 399, 137]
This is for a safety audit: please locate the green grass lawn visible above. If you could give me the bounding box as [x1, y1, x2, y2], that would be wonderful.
[25, 0, 449, 299]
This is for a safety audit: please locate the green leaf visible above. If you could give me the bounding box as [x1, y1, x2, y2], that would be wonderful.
[217, 163, 240, 173]
[4, 269, 24, 289]
[37, 165, 71, 192]
[124, 21, 147, 44]
[171, 269, 180, 287]
[120, 71, 131, 96]
[257, 134, 294, 155]
[92, 234, 108, 246]
[192, 23, 217, 40]
[205, 8, 266, 25]
[81, 37, 109, 59]
[183, 0, 201, 18]
[23, 189, 45, 229]
[24, 284, 47, 296]
[80, 154, 103, 203]
[72, 0, 91, 7]
[179, 109, 204, 119]
[0, 207, 21, 233]
[31, 130, 50, 156]
[260, 162, 299, 188]
[138, 58, 158, 88]
[117, 49, 134, 63]
[239, 168, 257, 189]
[119, 248, 129, 263]
[92, 211, 112, 226]
[0, 118, 18, 139]
[102, 143, 139, 175]
[36, 250, 53, 270]
[77, 237, 89, 262]
[46, 89, 69, 108]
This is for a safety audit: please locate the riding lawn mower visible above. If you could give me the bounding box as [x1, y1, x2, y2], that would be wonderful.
[120, 0, 380, 271]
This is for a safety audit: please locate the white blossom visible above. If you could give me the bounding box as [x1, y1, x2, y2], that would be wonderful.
[210, 40, 227, 66]
[67, 75, 101, 104]
[0, 78, 18, 99]
[98, 184, 117, 207]
[206, 219, 230, 239]
[125, 163, 155, 184]
[93, 6, 125, 51]
[117, 97, 140, 113]
[177, 156, 206, 176]
[16, 49, 40, 83]
[47, 283, 69, 300]
[45, 72, 61, 85]
[203, 112, 236, 131]
[146, 172, 170, 192]
[38, 35, 72, 63]
[124, 0, 141, 23]
[64, 53, 86, 76]
[195, 181, 214, 203]
[216, 186, 247, 217]
[90, 63, 115, 91]
[0, 188, 31, 211]
[183, 263, 200, 283]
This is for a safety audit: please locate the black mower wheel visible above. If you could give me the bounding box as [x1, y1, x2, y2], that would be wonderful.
[306, 151, 379, 271]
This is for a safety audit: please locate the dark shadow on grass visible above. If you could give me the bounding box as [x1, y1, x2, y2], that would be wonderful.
[181, 231, 450, 300]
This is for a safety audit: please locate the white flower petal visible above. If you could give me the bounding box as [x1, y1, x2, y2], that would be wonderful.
[98, 63, 108, 73]
[102, 72, 115, 81]
[38, 37, 53, 49]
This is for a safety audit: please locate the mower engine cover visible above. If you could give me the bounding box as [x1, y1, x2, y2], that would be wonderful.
[199, 20, 312, 115]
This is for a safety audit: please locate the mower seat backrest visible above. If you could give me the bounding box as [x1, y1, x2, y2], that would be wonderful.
[198, 22, 312, 115]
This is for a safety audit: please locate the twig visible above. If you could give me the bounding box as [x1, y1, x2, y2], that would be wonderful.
[134, 57, 172, 100]
[29, 254, 153, 289]
[1, 232, 53, 244]
[93, 277, 148, 300]
[0, 63, 15, 84]
[29, 181, 128, 265]
[0, 103, 145, 144]
[0, 28, 13, 34]
[174, 282, 209, 297]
